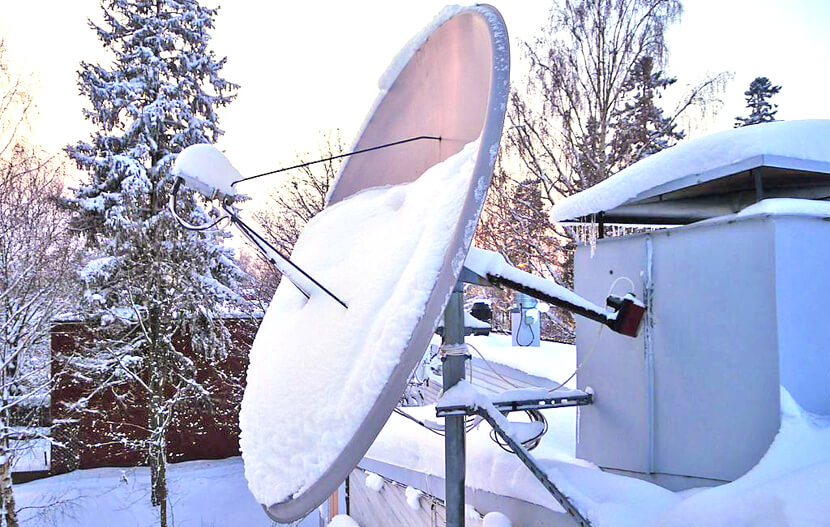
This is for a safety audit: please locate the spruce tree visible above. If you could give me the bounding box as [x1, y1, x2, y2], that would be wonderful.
[65, 1, 245, 525]
[735, 76, 782, 127]
[612, 56, 685, 167]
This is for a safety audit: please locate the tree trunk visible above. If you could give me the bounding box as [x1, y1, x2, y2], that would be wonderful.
[0, 426, 19, 527]
[147, 308, 168, 527]
[149, 396, 168, 527]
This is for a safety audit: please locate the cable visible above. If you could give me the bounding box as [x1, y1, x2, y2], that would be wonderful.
[548, 324, 604, 392]
[607, 275, 636, 297]
[547, 275, 635, 392]
[488, 409, 547, 452]
[515, 316, 535, 347]
[466, 342, 519, 389]
[231, 135, 442, 186]
[465, 343, 547, 452]
[167, 179, 230, 231]
[392, 407, 480, 436]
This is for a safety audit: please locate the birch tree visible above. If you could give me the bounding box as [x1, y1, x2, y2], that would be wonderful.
[0, 41, 77, 527]
[508, 0, 726, 203]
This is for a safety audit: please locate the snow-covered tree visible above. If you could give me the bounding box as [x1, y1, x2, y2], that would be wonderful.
[64, 1, 245, 525]
[734, 76, 781, 127]
[496, 0, 728, 306]
[0, 40, 33, 161]
[0, 147, 76, 527]
[612, 56, 685, 166]
[508, 0, 727, 201]
[474, 161, 576, 340]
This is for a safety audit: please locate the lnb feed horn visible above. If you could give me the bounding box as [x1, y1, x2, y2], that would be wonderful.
[167, 145, 348, 308]
[173, 143, 240, 203]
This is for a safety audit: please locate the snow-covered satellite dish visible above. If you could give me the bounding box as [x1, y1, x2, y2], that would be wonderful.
[239, 5, 509, 522]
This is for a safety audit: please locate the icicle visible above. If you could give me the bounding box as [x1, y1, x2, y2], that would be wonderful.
[588, 213, 598, 258]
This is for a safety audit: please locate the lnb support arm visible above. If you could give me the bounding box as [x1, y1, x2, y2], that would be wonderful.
[461, 248, 645, 338]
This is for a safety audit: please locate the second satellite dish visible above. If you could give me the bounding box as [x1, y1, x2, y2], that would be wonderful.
[238, 5, 510, 522]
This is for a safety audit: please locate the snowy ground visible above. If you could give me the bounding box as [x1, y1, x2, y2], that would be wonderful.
[15, 334, 830, 526]
[14, 457, 294, 527]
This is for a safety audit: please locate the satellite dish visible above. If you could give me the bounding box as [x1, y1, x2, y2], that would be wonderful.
[238, 5, 510, 522]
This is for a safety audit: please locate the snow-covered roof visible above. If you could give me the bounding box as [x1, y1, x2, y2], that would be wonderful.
[551, 120, 830, 224]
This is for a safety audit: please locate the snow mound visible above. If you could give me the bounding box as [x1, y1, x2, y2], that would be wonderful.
[405, 486, 423, 510]
[364, 472, 384, 492]
[239, 139, 480, 506]
[329, 514, 361, 527]
[483, 511, 513, 527]
[657, 388, 830, 526]
[551, 120, 830, 222]
[736, 197, 830, 219]
[172, 143, 240, 199]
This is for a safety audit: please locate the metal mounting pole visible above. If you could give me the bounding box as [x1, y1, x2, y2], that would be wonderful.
[441, 281, 468, 527]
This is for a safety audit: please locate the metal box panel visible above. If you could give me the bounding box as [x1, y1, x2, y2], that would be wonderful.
[649, 219, 780, 481]
[773, 217, 830, 415]
[575, 236, 649, 474]
[576, 217, 782, 485]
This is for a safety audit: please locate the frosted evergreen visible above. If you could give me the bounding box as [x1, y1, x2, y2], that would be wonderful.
[612, 56, 685, 166]
[64, 1, 247, 524]
[67, 0, 245, 355]
[734, 76, 782, 128]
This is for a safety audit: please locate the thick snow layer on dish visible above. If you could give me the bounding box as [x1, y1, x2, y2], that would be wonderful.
[551, 120, 830, 222]
[736, 198, 830, 218]
[240, 140, 480, 506]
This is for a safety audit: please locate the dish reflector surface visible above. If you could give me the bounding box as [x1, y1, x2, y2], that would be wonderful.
[239, 5, 509, 521]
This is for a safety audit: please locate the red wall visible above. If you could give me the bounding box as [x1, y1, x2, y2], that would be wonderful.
[50, 318, 258, 474]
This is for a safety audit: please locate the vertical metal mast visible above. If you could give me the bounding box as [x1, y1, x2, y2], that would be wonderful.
[441, 281, 468, 527]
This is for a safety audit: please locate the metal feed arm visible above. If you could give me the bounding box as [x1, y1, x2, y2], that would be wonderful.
[461, 247, 646, 337]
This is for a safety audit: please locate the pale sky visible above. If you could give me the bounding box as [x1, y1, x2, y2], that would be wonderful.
[3, 0, 830, 192]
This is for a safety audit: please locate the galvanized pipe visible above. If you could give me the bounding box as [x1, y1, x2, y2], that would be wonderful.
[442, 281, 468, 527]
